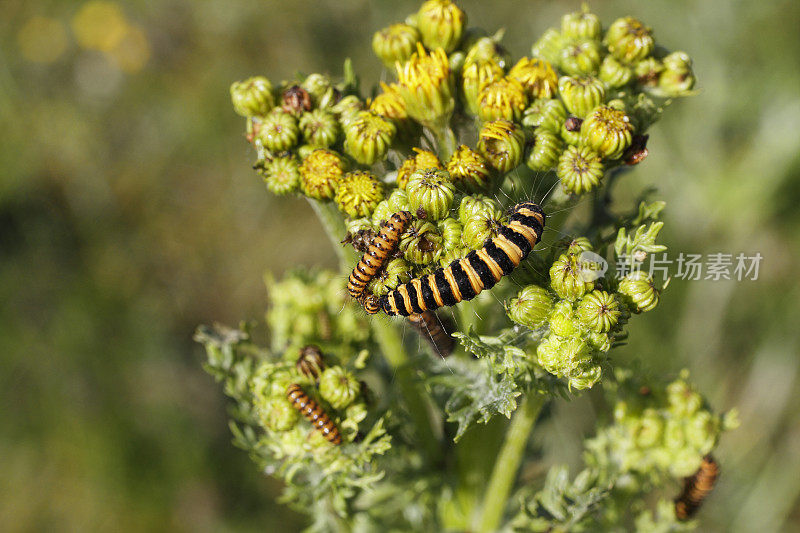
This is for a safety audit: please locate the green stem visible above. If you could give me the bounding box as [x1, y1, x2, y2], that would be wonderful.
[474, 393, 546, 533]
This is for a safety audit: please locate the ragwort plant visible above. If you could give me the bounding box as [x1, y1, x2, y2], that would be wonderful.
[197, 3, 738, 531]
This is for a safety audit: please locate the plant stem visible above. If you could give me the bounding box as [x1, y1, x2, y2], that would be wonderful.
[473, 393, 546, 533]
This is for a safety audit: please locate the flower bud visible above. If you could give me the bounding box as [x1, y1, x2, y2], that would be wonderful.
[478, 119, 525, 173]
[508, 57, 558, 100]
[461, 58, 505, 116]
[462, 208, 507, 250]
[599, 55, 633, 89]
[568, 364, 602, 390]
[299, 108, 340, 148]
[557, 145, 604, 195]
[550, 252, 594, 300]
[231, 76, 274, 117]
[335, 170, 384, 218]
[558, 38, 603, 77]
[634, 57, 663, 87]
[396, 43, 455, 130]
[301, 73, 333, 104]
[618, 271, 659, 312]
[406, 168, 455, 221]
[264, 155, 301, 195]
[635, 409, 665, 448]
[281, 85, 312, 116]
[561, 7, 602, 41]
[580, 105, 634, 160]
[397, 148, 444, 190]
[463, 31, 511, 68]
[548, 300, 578, 337]
[478, 77, 529, 122]
[522, 98, 567, 132]
[319, 366, 360, 410]
[332, 95, 364, 125]
[586, 330, 612, 353]
[667, 375, 704, 417]
[559, 236, 593, 256]
[369, 82, 416, 140]
[369, 257, 413, 296]
[530, 28, 564, 66]
[457, 194, 502, 225]
[343, 111, 396, 165]
[257, 108, 299, 152]
[372, 23, 421, 67]
[576, 290, 621, 333]
[557, 76, 606, 118]
[258, 396, 300, 432]
[300, 149, 346, 200]
[416, 0, 466, 53]
[447, 145, 493, 192]
[560, 119, 582, 146]
[526, 129, 563, 171]
[605, 16, 655, 64]
[400, 219, 444, 265]
[507, 285, 553, 329]
[373, 188, 411, 226]
[536, 334, 596, 385]
[659, 51, 696, 96]
[438, 217, 463, 251]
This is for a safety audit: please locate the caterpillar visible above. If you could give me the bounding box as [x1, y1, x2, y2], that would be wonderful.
[408, 310, 455, 357]
[376, 202, 545, 316]
[674, 455, 720, 520]
[347, 211, 412, 302]
[286, 383, 342, 445]
[296, 345, 325, 380]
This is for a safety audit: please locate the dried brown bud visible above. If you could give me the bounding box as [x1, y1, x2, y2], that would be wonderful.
[282, 85, 312, 115]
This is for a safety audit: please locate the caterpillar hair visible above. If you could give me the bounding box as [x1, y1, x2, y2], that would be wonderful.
[286, 383, 342, 445]
[296, 345, 325, 380]
[347, 211, 412, 302]
[408, 311, 455, 357]
[377, 202, 545, 316]
[674, 455, 720, 520]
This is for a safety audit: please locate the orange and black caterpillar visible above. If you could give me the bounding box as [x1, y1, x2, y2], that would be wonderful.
[296, 345, 325, 380]
[286, 383, 342, 445]
[375, 202, 545, 316]
[674, 455, 720, 520]
[347, 211, 412, 302]
[408, 310, 455, 357]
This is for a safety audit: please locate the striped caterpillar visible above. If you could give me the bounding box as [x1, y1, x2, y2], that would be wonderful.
[674, 455, 719, 520]
[347, 211, 412, 302]
[296, 345, 325, 380]
[374, 202, 545, 316]
[286, 383, 342, 445]
[408, 310, 455, 357]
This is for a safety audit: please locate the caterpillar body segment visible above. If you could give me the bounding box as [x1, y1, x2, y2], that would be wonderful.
[347, 211, 412, 301]
[286, 383, 342, 445]
[675, 455, 719, 520]
[296, 345, 325, 380]
[378, 203, 545, 316]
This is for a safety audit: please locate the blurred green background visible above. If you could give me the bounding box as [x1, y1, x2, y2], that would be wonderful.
[1, 0, 798, 531]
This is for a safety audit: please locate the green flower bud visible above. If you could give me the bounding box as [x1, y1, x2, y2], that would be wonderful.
[536, 334, 593, 380]
[580, 105, 634, 159]
[686, 411, 719, 453]
[300, 149, 346, 201]
[296, 144, 316, 160]
[522, 98, 567, 132]
[264, 155, 301, 195]
[301, 73, 333, 104]
[400, 219, 444, 265]
[478, 77, 529, 122]
[548, 300, 578, 337]
[559, 236, 594, 256]
[439, 246, 467, 266]
[635, 408, 665, 448]
[373, 188, 412, 225]
[457, 194, 502, 225]
[508, 57, 558, 100]
[530, 28, 564, 66]
[634, 57, 663, 87]
[558, 38, 603, 77]
[659, 51, 696, 96]
[416, 0, 466, 53]
[561, 7, 602, 41]
[560, 119, 582, 146]
[343, 111, 396, 165]
[557, 145, 604, 195]
[396, 44, 455, 130]
[568, 364, 602, 390]
[507, 285, 553, 329]
[618, 271, 659, 312]
[463, 31, 511, 69]
[332, 95, 364, 126]
[369, 257, 413, 296]
[586, 330, 612, 352]
[318, 366, 360, 410]
[406, 168, 455, 221]
[231, 76, 274, 117]
[550, 252, 593, 300]
[372, 23, 421, 67]
[461, 58, 505, 116]
[299, 108, 340, 148]
[599, 55, 633, 89]
[576, 290, 621, 333]
[335, 170, 384, 218]
[257, 108, 299, 152]
[449, 51, 466, 75]
[605, 16, 655, 64]
[369, 82, 416, 140]
[446, 145, 493, 192]
[477, 119, 525, 173]
[438, 217, 463, 251]
[558, 76, 606, 118]
[667, 376, 704, 417]
[462, 208, 507, 250]
[259, 396, 300, 432]
[526, 129, 563, 171]
[397, 148, 444, 189]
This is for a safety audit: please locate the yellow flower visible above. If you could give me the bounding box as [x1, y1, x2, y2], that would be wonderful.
[416, 0, 466, 53]
[477, 77, 528, 122]
[508, 57, 558, 99]
[461, 58, 505, 116]
[395, 43, 454, 130]
[397, 147, 444, 189]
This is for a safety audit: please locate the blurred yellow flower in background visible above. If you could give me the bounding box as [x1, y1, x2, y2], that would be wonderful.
[17, 16, 68, 64]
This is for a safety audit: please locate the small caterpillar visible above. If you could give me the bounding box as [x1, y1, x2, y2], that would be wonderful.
[296, 345, 325, 380]
[347, 211, 412, 302]
[286, 383, 342, 445]
[674, 455, 720, 520]
[408, 310, 455, 357]
[376, 202, 545, 316]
